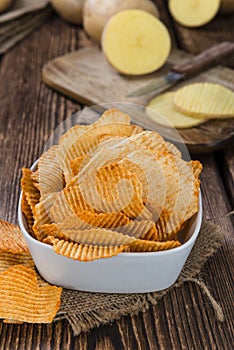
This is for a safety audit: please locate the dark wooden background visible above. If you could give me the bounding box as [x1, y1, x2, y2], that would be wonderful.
[0, 1, 233, 349]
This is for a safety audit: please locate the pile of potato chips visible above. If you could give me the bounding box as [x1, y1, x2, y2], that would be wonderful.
[146, 82, 234, 128]
[21, 108, 202, 261]
[0, 220, 62, 324]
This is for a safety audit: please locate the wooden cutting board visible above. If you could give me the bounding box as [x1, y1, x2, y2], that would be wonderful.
[42, 45, 234, 153]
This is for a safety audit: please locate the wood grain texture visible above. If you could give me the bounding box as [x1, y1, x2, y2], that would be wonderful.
[0, 3, 233, 349]
[167, 5, 234, 69]
[42, 46, 234, 154]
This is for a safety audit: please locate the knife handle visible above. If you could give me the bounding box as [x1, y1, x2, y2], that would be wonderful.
[171, 41, 234, 79]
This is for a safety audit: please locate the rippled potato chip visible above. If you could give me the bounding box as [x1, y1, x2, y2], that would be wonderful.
[70, 155, 87, 177]
[80, 162, 152, 220]
[21, 168, 40, 210]
[37, 146, 64, 200]
[50, 238, 127, 261]
[173, 82, 234, 119]
[59, 122, 141, 182]
[0, 265, 62, 323]
[0, 220, 29, 254]
[21, 193, 34, 233]
[127, 239, 181, 252]
[45, 227, 135, 246]
[50, 185, 95, 224]
[20, 108, 202, 260]
[0, 250, 34, 274]
[95, 108, 131, 125]
[32, 193, 57, 241]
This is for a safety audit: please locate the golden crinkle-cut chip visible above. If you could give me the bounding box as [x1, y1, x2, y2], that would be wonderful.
[32, 193, 57, 241]
[0, 265, 62, 323]
[59, 122, 141, 182]
[0, 220, 29, 254]
[76, 210, 130, 229]
[141, 224, 158, 241]
[0, 250, 34, 274]
[21, 168, 40, 210]
[80, 163, 152, 220]
[50, 185, 95, 224]
[94, 108, 131, 125]
[37, 145, 64, 200]
[113, 220, 155, 239]
[51, 238, 127, 261]
[21, 193, 34, 233]
[20, 108, 202, 259]
[43, 227, 136, 246]
[128, 239, 181, 252]
[146, 92, 207, 128]
[70, 155, 87, 177]
[173, 83, 234, 119]
[155, 159, 202, 241]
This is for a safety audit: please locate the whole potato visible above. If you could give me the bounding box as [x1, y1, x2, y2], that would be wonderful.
[0, 0, 14, 13]
[51, 0, 85, 24]
[83, 0, 159, 42]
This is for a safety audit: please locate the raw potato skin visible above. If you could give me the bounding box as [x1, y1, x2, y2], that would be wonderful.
[219, 0, 234, 14]
[0, 0, 13, 13]
[83, 0, 159, 42]
[168, 0, 221, 27]
[102, 9, 171, 76]
[51, 0, 85, 24]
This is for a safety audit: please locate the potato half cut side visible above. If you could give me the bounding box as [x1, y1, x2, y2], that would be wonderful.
[102, 9, 171, 75]
[168, 0, 220, 27]
[146, 92, 207, 128]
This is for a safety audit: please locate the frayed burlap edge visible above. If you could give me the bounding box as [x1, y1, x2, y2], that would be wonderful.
[55, 221, 224, 336]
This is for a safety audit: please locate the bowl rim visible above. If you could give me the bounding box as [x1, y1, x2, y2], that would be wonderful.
[18, 187, 202, 259]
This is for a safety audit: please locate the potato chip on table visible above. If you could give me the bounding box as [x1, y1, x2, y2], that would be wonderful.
[0, 220, 29, 254]
[0, 265, 62, 323]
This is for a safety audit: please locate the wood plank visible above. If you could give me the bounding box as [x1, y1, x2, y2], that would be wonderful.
[0, 10, 233, 350]
[42, 45, 234, 154]
[216, 139, 234, 208]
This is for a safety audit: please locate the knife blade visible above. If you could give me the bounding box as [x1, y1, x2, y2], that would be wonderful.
[127, 41, 234, 98]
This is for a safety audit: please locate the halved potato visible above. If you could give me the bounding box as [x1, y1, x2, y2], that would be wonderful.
[102, 9, 171, 75]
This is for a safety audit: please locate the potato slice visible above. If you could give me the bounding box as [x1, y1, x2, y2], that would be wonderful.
[168, 0, 220, 27]
[173, 83, 234, 118]
[102, 9, 171, 75]
[146, 92, 207, 128]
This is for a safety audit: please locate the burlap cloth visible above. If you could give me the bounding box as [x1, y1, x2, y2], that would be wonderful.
[54, 221, 224, 336]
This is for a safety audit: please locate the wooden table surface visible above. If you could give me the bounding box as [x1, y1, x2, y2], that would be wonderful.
[0, 1, 233, 349]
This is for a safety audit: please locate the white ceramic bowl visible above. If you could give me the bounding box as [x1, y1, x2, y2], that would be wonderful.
[18, 194, 202, 294]
[18, 158, 202, 293]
